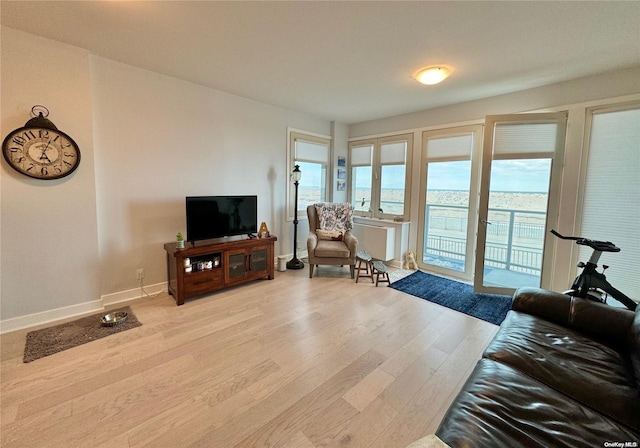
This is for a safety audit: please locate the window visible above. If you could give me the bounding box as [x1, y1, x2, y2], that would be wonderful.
[578, 104, 640, 298]
[287, 130, 331, 220]
[348, 133, 413, 219]
[350, 140, 374, 214]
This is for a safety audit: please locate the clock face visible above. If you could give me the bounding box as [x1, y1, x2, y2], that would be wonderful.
[2, 127, 80, 180]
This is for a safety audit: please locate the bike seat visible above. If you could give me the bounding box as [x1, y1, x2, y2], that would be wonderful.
[576, 238, 620, 252]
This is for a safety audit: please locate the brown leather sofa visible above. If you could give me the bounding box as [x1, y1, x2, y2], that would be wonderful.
[436, 287, 640, 447]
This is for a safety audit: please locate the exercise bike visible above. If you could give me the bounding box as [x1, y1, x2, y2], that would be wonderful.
[550, 229, 636, 311]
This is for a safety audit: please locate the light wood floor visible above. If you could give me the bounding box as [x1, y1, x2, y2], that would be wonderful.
[1, 266, 499, 448]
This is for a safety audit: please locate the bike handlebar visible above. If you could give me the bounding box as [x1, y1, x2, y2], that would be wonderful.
[550, 229, 620, 253]
[550, 229, 579, 240]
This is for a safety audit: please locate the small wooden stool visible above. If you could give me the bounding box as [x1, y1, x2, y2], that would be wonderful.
[372, 260, 390, 287]
[355, 250, 374, 283]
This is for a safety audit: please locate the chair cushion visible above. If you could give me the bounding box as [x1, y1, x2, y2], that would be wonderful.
[436, 358, 640, 448]
[484, 311, 640, 432]
[314, 202, 353, 231]
[314, 240, 350, 258]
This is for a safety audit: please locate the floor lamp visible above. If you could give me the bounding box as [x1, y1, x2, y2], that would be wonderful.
[287, 164, 304, 270]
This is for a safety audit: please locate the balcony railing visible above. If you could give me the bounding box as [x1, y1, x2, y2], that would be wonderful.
[424, 204, 545, 275]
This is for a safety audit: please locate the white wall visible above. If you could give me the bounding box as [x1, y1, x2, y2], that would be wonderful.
[1, 27, 330, 329]
[331, 121, 349, 203]
[91, 57, 329, 297]
[1, 27, 100, 321]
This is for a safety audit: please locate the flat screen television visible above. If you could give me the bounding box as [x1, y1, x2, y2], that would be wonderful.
[186, 195, 257, 243]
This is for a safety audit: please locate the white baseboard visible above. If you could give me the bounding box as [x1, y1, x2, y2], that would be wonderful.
[0, 281, 168, 334]
[0, 299, 104, 334]
[101, 281, 167, 306]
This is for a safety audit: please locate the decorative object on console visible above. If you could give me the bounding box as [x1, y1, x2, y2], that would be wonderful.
[2, 105, 81, 180]
[176, 232, 185, 249]
[258, 221, 270, 238]
[287, 165, 304, 270]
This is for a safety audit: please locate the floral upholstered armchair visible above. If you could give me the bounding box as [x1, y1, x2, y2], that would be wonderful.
[307, 203, 358, 278]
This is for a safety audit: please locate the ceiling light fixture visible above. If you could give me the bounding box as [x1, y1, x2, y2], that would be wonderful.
[413, 66, 452, 85]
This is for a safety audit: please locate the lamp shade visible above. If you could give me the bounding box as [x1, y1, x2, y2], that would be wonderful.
[292, 164, 302, 182]
[414, 66, 451, 85]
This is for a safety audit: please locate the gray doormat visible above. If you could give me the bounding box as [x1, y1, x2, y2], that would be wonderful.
[23, 306, 142, 363]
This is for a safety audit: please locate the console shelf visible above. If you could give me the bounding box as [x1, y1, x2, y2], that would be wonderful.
[164, 236, 276, 305]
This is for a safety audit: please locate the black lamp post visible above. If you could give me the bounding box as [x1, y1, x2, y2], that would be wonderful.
[287, 164, 304, 270]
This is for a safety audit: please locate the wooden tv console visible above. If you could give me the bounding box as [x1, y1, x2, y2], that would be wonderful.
[164, 235, 276, 306]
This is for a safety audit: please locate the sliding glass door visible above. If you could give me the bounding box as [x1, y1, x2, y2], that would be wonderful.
[418, 125, 482, 281]
[474, 113, 567, 295]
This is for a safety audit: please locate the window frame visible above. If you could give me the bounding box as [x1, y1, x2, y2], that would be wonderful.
[348, 133, 413, 220]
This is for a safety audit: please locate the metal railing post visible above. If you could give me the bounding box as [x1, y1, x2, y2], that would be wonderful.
[506, 210, 515, 270]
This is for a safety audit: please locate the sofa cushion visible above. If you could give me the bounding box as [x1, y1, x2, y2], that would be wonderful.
[436, 359, 640, 448]
[484, 311, 640, 432]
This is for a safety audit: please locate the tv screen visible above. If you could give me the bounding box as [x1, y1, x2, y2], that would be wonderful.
[186, 196, 257, 242]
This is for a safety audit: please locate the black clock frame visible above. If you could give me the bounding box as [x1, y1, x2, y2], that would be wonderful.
[2, 106, 81, 180]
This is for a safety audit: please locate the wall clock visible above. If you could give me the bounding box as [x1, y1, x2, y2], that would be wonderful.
[2, 105, 81, 180]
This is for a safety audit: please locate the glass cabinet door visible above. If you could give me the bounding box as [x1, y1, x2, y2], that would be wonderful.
[227, 251, 246, 280]
[250, 248, 268, 274]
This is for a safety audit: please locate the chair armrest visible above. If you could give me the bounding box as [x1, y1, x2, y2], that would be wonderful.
[307, 232, 318, 252]
[512, 287, 634, 347]
[344, 231, 358, 257]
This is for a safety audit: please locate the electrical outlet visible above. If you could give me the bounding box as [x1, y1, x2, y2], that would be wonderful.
[136, 268, 145, 280]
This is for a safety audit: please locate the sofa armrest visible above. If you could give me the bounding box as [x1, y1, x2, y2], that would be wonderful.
[512, 287, 572, 325]
[513, 287, 635, 347]
[568, 297, 635, 348]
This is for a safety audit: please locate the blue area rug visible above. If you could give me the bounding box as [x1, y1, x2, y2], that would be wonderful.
[390, 271, 512, 325]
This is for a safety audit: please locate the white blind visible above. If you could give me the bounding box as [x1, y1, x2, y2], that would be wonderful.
[579, 107, 640, 300]
[493, 123, 557, 156]
[426, 134, 473, 159]
[295, 139, 328, 163]
[351, 144, 373, 166]
[380, 141, 406, 164]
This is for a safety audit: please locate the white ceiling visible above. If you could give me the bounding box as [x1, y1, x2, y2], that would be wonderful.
[2, 1, 640, 124]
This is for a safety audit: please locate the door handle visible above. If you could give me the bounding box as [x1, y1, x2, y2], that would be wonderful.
[480, 219, 492, 225]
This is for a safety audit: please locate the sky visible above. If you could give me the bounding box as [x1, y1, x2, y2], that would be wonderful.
[300, 159, 552, 193]
[428, 159, 552, 193]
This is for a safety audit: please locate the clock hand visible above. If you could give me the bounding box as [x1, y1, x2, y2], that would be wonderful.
[39, 140, 53, 163]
